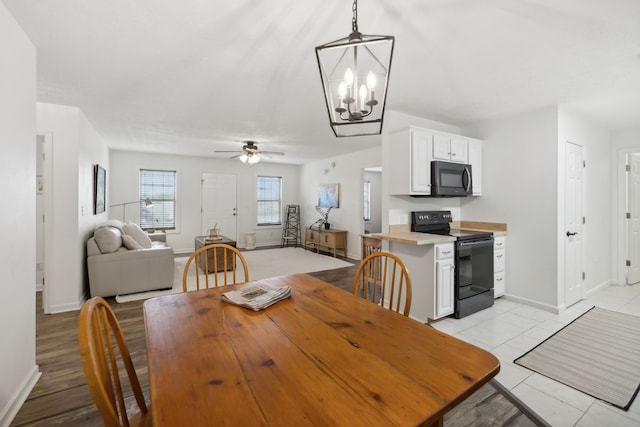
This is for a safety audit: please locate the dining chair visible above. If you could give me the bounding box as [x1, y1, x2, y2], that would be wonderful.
[78, 296, 151, 427]
[352, 251, 412, 316]
[182, 243, 250, 292]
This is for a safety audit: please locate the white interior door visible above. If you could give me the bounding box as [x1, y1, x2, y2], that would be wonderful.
[201, 173, 237, 240]
[565, 141, 584, 307]
[627, 153, 640, 284]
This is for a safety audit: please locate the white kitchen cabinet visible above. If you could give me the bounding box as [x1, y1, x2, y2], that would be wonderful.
[494, 236, 506, 297]
[388, 125, 482, 196]
[389, 126, 433, 195]
[387, 238, 456, 322]
[433, 134, 468, 164]
[467, 138, 482, 196]
[435, 243, 455, 318]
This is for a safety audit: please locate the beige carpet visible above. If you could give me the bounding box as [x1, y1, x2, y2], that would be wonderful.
[514, 306, 640, 410]
[115, 247, 353, 303]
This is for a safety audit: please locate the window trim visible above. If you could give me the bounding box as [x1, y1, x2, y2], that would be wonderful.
[363, 180, 371, 221]
[257, 175, 282, 226]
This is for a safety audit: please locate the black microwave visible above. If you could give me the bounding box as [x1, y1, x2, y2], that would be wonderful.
[431, 161, 472, 196]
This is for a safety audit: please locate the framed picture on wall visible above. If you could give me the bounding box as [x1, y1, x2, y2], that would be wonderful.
[94, 164, 106, 214]
[318, 183, 339, 208]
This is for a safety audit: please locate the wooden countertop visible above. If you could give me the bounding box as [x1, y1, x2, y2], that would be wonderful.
[371, 231, 456, 245]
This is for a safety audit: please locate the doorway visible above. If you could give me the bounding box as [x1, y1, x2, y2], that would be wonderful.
[362, 166, 382, 234]
[201, 173, 238, 240]
[626, 153, 640, 284]
[564, 141, 584, 307]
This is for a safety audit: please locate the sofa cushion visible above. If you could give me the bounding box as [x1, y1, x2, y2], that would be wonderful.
[95, 219, 125, 233]
[121, 234, 143, 250]
[123, 222, 153, 249]
[93, 226, 122, 253]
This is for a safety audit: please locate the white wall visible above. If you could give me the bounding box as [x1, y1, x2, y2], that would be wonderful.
[0, 4, 39, 425]
[109, 151, 300, 252]
[462, 106, 560, 310]
[37, 103, 109, 313]
[557, 107, 611, 305]
[299, 147, 381, 259]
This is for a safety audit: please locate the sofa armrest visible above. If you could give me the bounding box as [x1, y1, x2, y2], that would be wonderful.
[149, 233, 167, 243]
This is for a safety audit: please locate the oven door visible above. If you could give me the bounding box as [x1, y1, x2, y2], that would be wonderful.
[455, 238, 494, 301]
[431, 161, 472, 196]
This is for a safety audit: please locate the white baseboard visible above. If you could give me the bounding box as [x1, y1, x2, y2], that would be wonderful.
[48, 300, 84, 314]
[502, 294, 561, 314]
[0, 365, 41, 427]
[584, 279, 612, 299]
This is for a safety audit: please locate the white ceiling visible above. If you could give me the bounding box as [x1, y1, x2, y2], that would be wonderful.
[4, 0, 640, 164]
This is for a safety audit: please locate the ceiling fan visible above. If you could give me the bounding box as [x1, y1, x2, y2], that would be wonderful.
[215, 141, 285, 164]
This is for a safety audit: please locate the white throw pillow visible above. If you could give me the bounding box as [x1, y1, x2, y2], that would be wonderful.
[93, 226, 122, 253]
[123, 222, 153, 249]
[121, 234, 143, 250]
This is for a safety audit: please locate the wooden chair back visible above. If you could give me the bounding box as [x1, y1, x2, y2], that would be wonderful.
[182, 243, 250, 292]
[361, 234, 382, 260]
[352, 251, 412, 316]
[78, 297, 151, 427]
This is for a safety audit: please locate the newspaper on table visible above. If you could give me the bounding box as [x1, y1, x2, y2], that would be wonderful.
[221, 283, 292, 311]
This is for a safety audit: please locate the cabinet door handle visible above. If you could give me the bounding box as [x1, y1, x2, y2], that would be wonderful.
[496, 254, 503, 258]
[496, 277, 503, 281]
[442, 250, 451, 255]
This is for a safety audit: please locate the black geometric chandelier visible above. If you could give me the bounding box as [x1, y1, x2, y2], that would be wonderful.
[315, 0, 394, 137]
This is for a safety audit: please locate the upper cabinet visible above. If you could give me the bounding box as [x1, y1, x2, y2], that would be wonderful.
[388, 126, 482, 196]
[433, 134, 468, 164]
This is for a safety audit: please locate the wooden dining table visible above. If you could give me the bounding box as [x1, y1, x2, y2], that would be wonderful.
[143, 274, 500, 426]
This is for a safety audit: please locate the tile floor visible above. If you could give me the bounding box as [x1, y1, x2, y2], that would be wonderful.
[430, 283, 640, 427]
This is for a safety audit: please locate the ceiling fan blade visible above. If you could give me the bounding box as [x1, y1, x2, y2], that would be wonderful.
[229, 153, 244, 159]
[215, 150, 243, 153]
[260, 151, 285, 156]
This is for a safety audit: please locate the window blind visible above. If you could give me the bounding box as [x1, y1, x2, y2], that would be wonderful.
[140, 169, 176, 230]
[257, 176, 282, 225]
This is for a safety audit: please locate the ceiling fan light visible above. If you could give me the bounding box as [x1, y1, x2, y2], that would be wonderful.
[239, 153, 248, 163]
[248, 154, 261, 164]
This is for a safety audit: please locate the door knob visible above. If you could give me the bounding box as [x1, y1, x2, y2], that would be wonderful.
[566, 231, 578, 237]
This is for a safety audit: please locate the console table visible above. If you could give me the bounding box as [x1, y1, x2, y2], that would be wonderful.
[304, 228, 347, 257]
[194, 235, 237, 273]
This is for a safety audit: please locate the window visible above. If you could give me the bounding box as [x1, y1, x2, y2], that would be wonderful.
[363, 180, 371, 221]
[257, 176, 282, 225]
[140, 169, 176, 230]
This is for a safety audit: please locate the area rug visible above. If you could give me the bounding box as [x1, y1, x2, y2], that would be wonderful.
[514, 306, 640, 410]
[115, 247, 354, 303]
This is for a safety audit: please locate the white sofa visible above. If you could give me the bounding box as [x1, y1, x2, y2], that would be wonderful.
[87, 220, 174, 297]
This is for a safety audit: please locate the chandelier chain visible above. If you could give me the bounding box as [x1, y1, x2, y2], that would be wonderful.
[352, 0, 358, 33]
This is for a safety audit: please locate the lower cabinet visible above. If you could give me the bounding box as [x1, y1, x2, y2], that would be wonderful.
[304, 228, 347, 257]
[435, 243, 455, 318]
[494, 236, 506, 297]
[388, 240, 455, 322]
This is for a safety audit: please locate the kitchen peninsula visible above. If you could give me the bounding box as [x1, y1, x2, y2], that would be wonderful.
[373, 218, 507, 323]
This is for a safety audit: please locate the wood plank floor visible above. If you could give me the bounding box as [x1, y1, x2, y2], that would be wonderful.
[11, 252, 541, 426]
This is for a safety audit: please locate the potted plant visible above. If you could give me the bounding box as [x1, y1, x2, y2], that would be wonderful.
[209, 223, 221, 239]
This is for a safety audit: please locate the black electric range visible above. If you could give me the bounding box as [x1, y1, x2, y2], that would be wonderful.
[411, 211, 494, 318]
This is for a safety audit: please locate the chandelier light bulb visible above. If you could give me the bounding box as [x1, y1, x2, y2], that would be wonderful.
[338, 81, 347, 99]
[366, 72, 376, 89]
[344, 68, 354, 86]
[359, 84, 367, 101]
